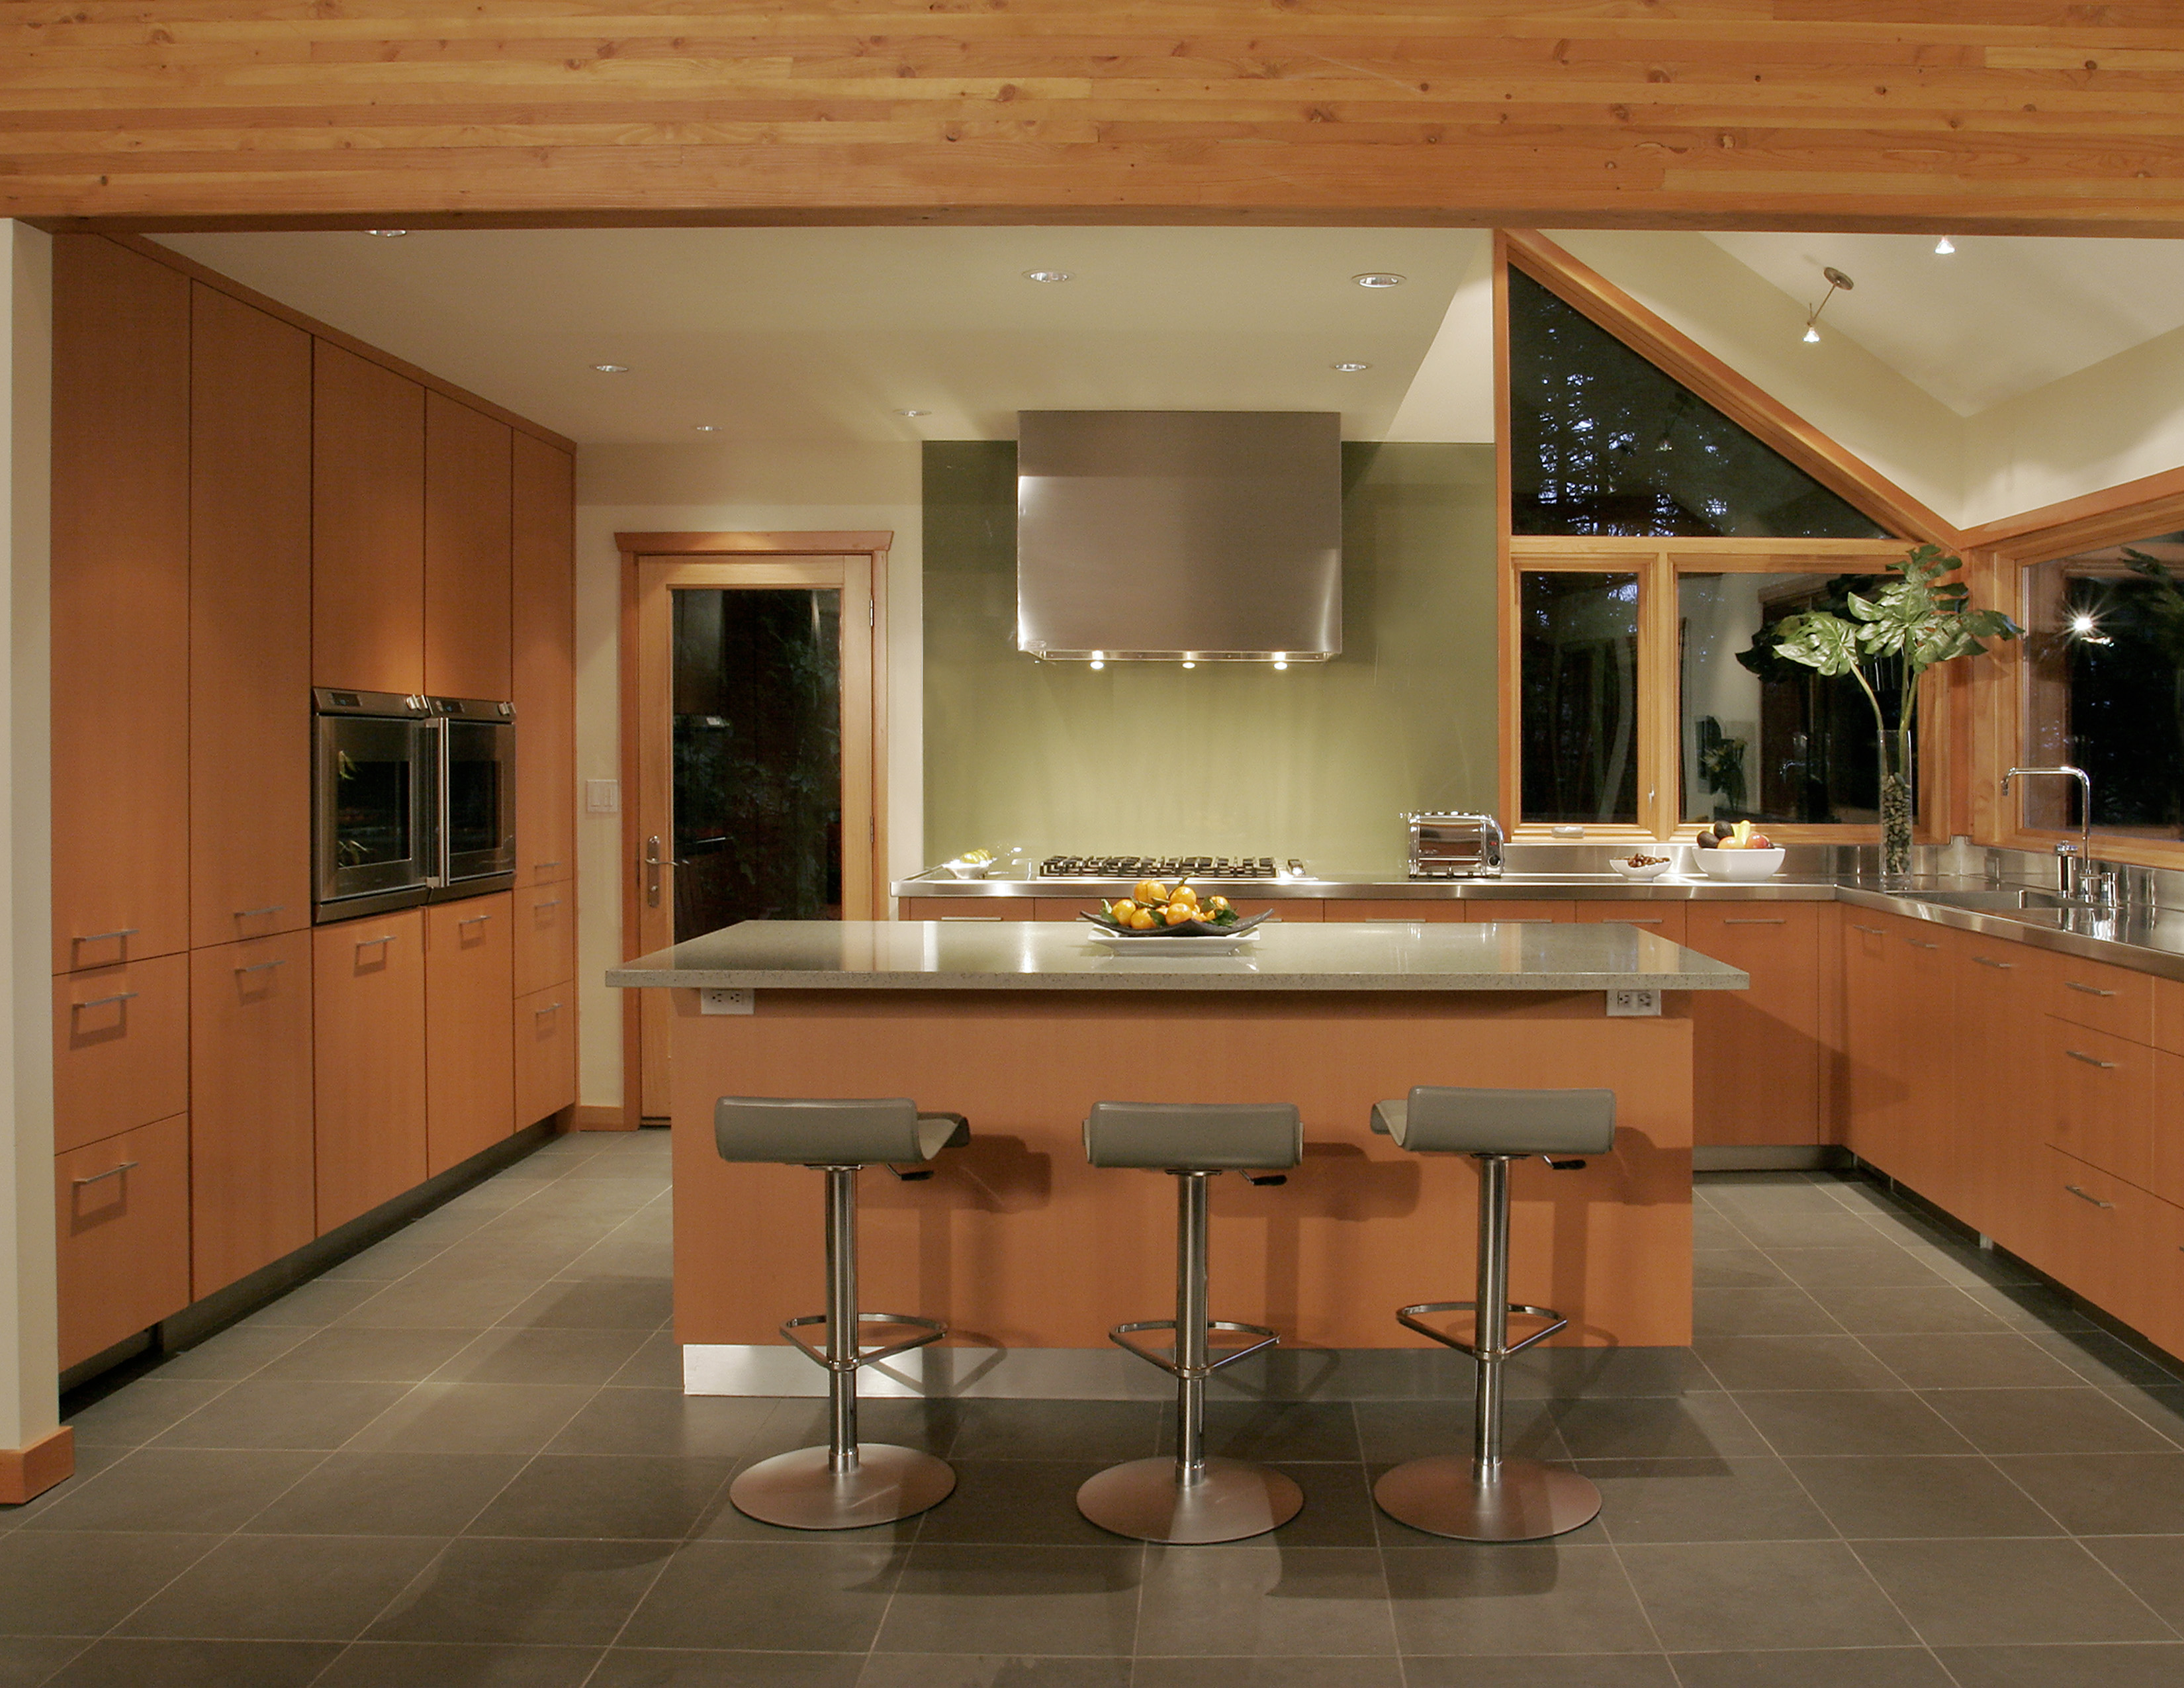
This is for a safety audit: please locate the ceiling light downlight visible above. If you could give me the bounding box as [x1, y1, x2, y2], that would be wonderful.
[1934, 236, 1957, 256]
[365, 229, 408, 238]
[591, 363, 630, 373]
[1021, 269, 1073, 283]
[1331, 361, 1372, 373]
[1353, 273, 1405, 288]
[1800, 266, 1854, 345]
[692, 425, 717, 432]
[894, 408, 931, 417]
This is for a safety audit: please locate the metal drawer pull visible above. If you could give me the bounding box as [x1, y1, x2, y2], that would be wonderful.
[74, 927, 138, 945]
[2064, 1184, 2115, 1210]
[535, 1002, 563, 1016]
[2066, 1049, 2116, 1070]
[1850, 923, 1885, 935]
[355, 934, 396, 950]
[1972, 955, 2015, 969]
[234, 959, 287, 974]
[1906, 939, 1940, 951]
[235, 904, 286, 918]
[1612, 917, 1662, 925]
[2065, 980, 2119, 998]
[533, 861, 563, 870]
[533, 899, 562, 911]
[72, 1160, 138, 1188]
[1723, 917, 1787, 925]
[71, 992, 138, 1010]
[940, 916, 1003, 921]
[459, 913, 494, 926]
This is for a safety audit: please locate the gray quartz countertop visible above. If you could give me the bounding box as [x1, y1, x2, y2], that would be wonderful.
[606, 919, 1752, 993]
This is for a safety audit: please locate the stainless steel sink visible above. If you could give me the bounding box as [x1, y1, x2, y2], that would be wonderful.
[1896, 886, 2070, 912]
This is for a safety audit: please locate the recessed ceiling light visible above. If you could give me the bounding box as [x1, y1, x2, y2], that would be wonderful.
[692, 425, 717, 432]
[1021, 269, 1073, 283]
[591, 363, 630, 373]
[365, 229, 408, 238]
[1331, 361, 1372, 373]
[1934, 236, 1957, 256]
[1353, 273, 1405, 288]
[895, 408, 931, 417]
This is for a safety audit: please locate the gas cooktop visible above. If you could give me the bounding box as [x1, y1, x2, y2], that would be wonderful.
[1036, 855, 1298, 880]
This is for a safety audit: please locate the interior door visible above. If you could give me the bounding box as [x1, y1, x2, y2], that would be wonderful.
[631, 556, 876, 1120]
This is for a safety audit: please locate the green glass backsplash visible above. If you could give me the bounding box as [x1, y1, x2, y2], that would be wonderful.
[923, 440, 1499, 873]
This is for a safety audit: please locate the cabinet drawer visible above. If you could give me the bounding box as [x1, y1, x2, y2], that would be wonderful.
[2043, 956, 2154, 1045]
[52, 952, 189, 1155]
[1577, 902, 1688, 944]
[2036, 1152, 2156, 1329]
[2044, 1023, 2156, 1190]
[56, 1113, 191, 1371]
[900, 898, 1034, 921]
[1322, 900, 1464, 922]
[1471, 901, 1574, 923]
[514, 882, 574, 998]
[2138, 1195, 2184, 1360]
[516, 984, 578, 1129]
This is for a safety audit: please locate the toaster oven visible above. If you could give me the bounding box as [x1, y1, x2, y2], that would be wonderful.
[1406, 812, 1505, 880]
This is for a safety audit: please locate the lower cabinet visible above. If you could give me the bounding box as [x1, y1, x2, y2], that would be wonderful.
[2041, 1020, 2155, 1192]
[514, 882, 575, 999]
[52, 951, 189, 1156]
[55, 1113, 191, 1370]
[516, 982, 578, 1127]
[314, 909, 428, 1233]
[1952, 937, 2046, 1249]
[190, 931, 316, 1297]
[1684, 904, 1827, 1148]
[425, 894, 516, 1176]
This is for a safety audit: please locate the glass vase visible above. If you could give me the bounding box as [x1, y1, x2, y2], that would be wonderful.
[1878, 725, 1914, 880]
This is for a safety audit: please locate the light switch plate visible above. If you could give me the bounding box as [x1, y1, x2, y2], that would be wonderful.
[1606, 988, 1661, 1017]
[701, 988, 754, 1015]
[585, 778, 620, 815]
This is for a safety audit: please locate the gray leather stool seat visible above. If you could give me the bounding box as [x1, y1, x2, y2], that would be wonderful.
[1369, 1084, 1615, 1543]
[713, 1096, 970, 1530]
[1076, 1101, 1306, 1545]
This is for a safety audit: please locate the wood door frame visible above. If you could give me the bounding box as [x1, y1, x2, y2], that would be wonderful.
[615, 530, 893, 1126]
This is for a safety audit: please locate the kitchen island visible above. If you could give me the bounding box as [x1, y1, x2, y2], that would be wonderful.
[610, 920, 1747, 1397]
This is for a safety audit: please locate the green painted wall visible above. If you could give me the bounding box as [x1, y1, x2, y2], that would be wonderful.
[923, 440, 1499, 874]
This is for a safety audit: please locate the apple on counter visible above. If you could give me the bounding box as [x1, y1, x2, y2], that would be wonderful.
[1696, 821, 1773, 851]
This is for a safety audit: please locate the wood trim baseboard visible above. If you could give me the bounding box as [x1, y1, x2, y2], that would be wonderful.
[0, 1426, 75, 1507]
[615, 531, 895, 556]
[572, 1103, 632, 1133]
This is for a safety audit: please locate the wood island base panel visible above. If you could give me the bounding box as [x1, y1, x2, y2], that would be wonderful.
[668, 988, 1697, 1374]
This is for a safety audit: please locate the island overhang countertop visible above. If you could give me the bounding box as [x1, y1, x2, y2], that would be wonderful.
[606, 919, 1751, 993]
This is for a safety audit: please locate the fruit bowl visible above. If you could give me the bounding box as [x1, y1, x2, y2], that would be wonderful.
[1692, 847, 1786, 881]
[1079, 909, 1272, 940]
[1610, 851, 1676, 882]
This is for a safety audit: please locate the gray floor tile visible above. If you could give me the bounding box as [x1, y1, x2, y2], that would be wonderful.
[1934, 1644, 2184, 1687]
[0, 1530, 214, 1635]
[946, 1399, 1162, 1463]
[235, 1278, 388, 1327]
[499, 1279, 673, 1330]
[875, 1543, 1142, 1657]
[1855, 1536, 2174, 1645]
[750, 1399, 962, 1462]
[1996, 1451, 2184, 1534]
[0, 1638, 85, 1687]
[64, 1379, 232, 1448]
[1693, 1286, 1839, 1337]
[2081, 1535, 2184, 1627]
[1586, 1456, 1833, 1543]
[116, 1533, 447, 1642]
[1381, 1542, 1656, 1656]
[892, 1460, 1126, 1548]
[150, 1378, 412, 1450]
[1134, 1544, 1394, 1657]
[150, 1325, 314, 1380]
[1692, 1335, 1904, 1392]
[1506, 1348, 1718, 1400]
[1691, 1249, 1789, 1289]
[1369, 1464, 1606, 1550]
[1403, 1660, 1676, 1688]
[1809, 1285, 2016, 1336]
[17, 1446, 322, 1534]
[1858, 1333, 2089, 1389]
[1125, 1659, 1375, 1688]
[311, 1640, 604, 1687]
[618, 1540, 907, 1651]
[1355, 1398, 1565, 1466]
[332, 1276, 541, 1329]
[432, 1327, 651, 1387]
[591, 1649, 864, 1687]
[559, 1235, 676, 1280]
[241, 1451, 527, 1536]
[0, 1444, 127, 1527]
[2102, 1383, 2184, 1446]
[343, 1382, 599, 1454]
[1956, 1280, 2097, 1333]
[545, 1388, 779, 1458]
[1258, 1461, 1381, 1548]
[1664, 1648, 1952, 1687]
[465, 1454, 735, 1540]
[1766, 1247, 1954, 1290]
[1784, 1454, 2062, 1538]
[39, 1639, 340, 1687]
[1156, 1401, 1359, 1463]
[1734, 1390, 1976, 1458]
[1919, 1387, 2177, 1455]
[252, 1325, 479, 1383]
[1617, 1540, 1917, 1650]
[1735, 1209, 1906, 1248]
[606, 1332, 686, 1387]
[2030, 1329, 2184, 1388]
[1550, 1394, 1768, 1462]
[365, 1536, 677, 1646]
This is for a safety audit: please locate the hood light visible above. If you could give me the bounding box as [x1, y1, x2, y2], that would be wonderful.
[1273, 653, 1289, 670]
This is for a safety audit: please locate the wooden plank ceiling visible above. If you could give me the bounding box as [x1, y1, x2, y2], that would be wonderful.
[9, 2, 2184, 232]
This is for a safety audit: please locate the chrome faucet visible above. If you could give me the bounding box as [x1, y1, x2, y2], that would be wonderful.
[2001, 765, 2115, 907]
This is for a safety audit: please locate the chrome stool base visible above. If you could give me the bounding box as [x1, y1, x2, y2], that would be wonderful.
[1374, 1454, 1602, 1542]
[730, 1443, 958, 1530]
[1077, 1456, 1304, 1545]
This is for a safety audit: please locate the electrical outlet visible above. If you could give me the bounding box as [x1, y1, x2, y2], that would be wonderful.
[584, 778, 620, 815]
[1606, 988, 1661, 1017]
[700, 988, 754, 1015]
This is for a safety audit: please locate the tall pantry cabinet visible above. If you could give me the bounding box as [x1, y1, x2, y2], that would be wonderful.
[48, 234, 579, 1374]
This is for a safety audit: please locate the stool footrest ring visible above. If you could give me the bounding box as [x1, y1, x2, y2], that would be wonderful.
[1396, 1299, 1568, 1360]
[1109, 1318, 1279, 1380]
[781, 1310, 946, 1374]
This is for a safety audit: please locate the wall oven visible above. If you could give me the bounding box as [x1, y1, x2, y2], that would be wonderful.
[313, 688, 433, 921]
[429, 696, 517, 900]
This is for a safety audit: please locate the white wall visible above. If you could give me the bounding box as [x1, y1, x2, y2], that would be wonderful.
[1, 222, 54, 1460]
[572, 440, 923, 1110]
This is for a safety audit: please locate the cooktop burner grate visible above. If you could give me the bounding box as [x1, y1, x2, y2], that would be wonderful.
[1036, 855, 1284, 879]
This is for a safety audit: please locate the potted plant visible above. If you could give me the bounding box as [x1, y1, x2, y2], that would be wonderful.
[1766, 543, 2020, 878]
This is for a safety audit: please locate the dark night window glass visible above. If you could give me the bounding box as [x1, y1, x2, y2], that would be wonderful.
[2023, 533, 2184, 837]
[1508, 269, 1891, 540]
[1521, 572, 1639, 825]
[1681, 571, 1899, 825]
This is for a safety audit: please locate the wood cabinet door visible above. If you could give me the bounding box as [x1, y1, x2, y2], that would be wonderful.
[426, 894, 516, 1176]
[1686, 905, 1825, 1148]
[1886, 919, 1956, 1201]
[1576, 901, 1688, 945]
[512, 435, 576, 886]
[313, 342, 424, 693]
[2138, 1194, 2184, 1361]
[2042, 954, 2155, 1045]
[313, 909, 428, 1231]
[50, 235, 192, 972]
[1952, 938, 2045, 1248]
[1470, 901, 1575, 923]
[2042, 1021, 2155, 1191]
[899, 898, 1036, 921]
[516, 983, 578, 1129]
[56, 1113, 191, 1370]
[514, 881, 575, 998]
[1322, 901, 1465, 922]
[52, 952, 189, 1156]
[2032, 1149, 2142, 1316]
[191, 285, 312, 948]
[424, 393, 513, 700]
[1839, 914, 1903, 1164]
[191, 933, 315, 1299]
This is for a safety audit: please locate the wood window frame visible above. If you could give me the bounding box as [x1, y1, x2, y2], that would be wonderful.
[1495, 230, 1966, 845]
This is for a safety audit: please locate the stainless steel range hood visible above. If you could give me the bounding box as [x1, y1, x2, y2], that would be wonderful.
[1015, 410, 1342, 663]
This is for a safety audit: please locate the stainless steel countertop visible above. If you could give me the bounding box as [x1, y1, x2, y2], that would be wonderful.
[606, 919, 1752, 993]
[899, 872, 1841, 902]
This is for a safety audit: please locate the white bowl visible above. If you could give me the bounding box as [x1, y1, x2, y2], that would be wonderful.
[1692, 847, 1786, 881]
[1609, 853, 1676, 881]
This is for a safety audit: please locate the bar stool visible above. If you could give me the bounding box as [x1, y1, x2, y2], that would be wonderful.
[713, 1096, 970, 1530]
[1076, 1100, 1306, 1544]
[1368, 1084, 1615, 1542]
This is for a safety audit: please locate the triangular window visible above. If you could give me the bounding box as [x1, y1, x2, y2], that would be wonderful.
[1508, 269, 1891, 539]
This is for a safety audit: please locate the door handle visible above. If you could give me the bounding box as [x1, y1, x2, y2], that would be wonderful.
[234, 904, 287, 919]
[71, 992, 139, 1011]
[1849, 923, 1885, 935]
[459, 912, 494, 927]
[72, 1160, 138, 1188]
[643, 837, 689, 909]
[533, 899, 562, 911]
[2064, 980, 2118, 998]
[1971, 955, 2015, 969]
[1722, 917, 1787, 925]
[1904, 938, 1939, 951]
[2065, 1049, 2116, 1070]
[2064, 1184, 2115, 1210]
[355, 934, 396, 951]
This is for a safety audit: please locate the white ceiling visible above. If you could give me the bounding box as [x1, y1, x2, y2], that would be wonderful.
[1702, 232, 2184, 416]
[154, 226, 1482, 447]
